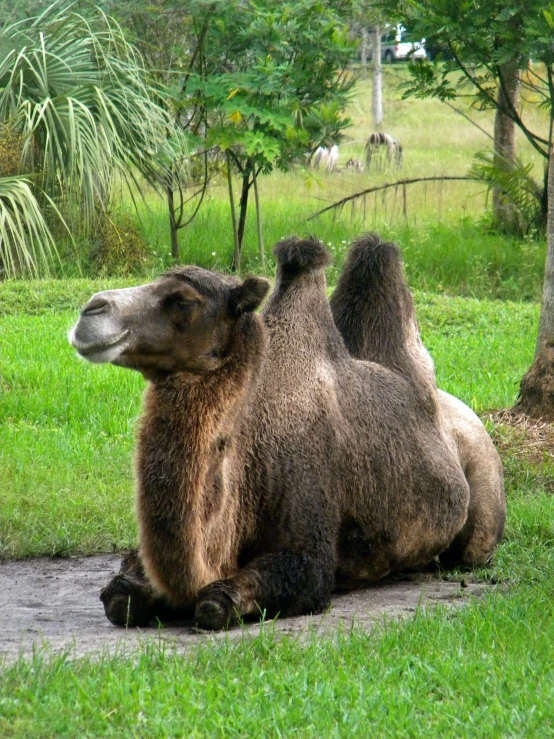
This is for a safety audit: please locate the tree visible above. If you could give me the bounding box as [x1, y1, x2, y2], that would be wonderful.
[360, 26, 369, 79]
[371, 25, 384, 129]
[0, 4, 181, 275]
[100, 0, 205, 262]
[182, 0, 356, 270]
[492, 60, 520, 231]
[351, 2, 385, 129]
[101, 0, 356, 267]
[382, 0, 554, 419]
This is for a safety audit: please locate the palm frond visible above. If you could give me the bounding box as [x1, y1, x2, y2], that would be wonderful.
[0, 5, 182, 238]
[469, 151, 545, 233]
[0, 175, 58, 277]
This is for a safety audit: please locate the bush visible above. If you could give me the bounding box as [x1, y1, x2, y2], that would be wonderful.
[91, 214, 151, 276]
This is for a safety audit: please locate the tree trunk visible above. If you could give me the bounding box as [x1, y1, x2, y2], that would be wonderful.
[236, 170, 250, 252]
[361, 27, 368, 80]
[516, 150, 554, 420]
[166, 181, 180, 263]
[371, 27, 383, 130]
[252, 166, 265, 270]
[540, 165, 549, 230]
[492, 61, 520, 232]
[226, 151, 240, 273]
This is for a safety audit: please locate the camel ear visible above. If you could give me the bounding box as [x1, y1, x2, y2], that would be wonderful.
[229, 277, 270, 316]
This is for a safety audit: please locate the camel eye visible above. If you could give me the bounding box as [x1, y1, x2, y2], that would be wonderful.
[166, 293, 193, 310]
[164, 293, 197, 326]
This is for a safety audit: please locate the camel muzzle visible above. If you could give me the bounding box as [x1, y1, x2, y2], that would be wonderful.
[70, 291, 132, 364]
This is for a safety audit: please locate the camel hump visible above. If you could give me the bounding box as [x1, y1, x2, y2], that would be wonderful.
[338, 233, 407, 303]
[331, 233, 438, 405]
[274, 236, 332, 275]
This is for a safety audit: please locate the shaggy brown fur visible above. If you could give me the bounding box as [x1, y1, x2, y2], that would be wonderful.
[72, 236, 478, 630]
[330, 233, 506, 568]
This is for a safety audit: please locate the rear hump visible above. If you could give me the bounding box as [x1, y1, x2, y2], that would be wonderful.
[331, 233, 438, 408]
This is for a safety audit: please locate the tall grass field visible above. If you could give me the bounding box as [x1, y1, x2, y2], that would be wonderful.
[0, 66, 553, 738]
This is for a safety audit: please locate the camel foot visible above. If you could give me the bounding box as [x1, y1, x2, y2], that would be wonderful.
[195, 585, 238, 631]
[100, 574, 154, 627]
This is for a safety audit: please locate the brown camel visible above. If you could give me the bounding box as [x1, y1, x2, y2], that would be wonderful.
[69, 235, 502, 631]
[330, 234, 505, 568]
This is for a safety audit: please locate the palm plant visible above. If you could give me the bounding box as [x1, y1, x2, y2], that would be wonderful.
[0, 5, 180, 276]
[470, 151, 547, 235]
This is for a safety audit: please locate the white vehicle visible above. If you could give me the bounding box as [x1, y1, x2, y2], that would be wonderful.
[381, 25, 426, 63]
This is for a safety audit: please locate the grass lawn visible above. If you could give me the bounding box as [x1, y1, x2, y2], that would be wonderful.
[54, 71, 547, 303]
[1, 580, 553, 738]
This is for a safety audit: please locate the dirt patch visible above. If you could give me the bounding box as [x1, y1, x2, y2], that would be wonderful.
[0, 554, 495, 663]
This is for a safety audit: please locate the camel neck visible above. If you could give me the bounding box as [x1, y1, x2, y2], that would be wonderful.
[135, 313, 266, 607]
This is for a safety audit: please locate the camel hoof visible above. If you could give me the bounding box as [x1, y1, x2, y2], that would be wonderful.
[100, 574, 153, 628]
[195, 591, 236, 631]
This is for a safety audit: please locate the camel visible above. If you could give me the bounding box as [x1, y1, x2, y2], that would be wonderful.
[69, 235, 503, 631]
[330, 235, 505, 568]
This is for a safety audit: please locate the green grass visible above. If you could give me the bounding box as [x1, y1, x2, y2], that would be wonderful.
[118, 199, 546, 302]
[1, 430, 554, 739]
[1, 277, 553, 739]
[0, 463, 553, 738]
[0, 555, 553, 737]
[17, 210, 549, 301]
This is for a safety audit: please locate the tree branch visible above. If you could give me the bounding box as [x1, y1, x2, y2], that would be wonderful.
[307, 176, 474, 220]
[447, 42, 549, 157]
[442, 100, 494, 142]
[181, 5, 215, 96]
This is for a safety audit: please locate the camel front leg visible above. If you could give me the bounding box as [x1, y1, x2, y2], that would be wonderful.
[194, 549, 335, 631]
[100, 550, 179, 627]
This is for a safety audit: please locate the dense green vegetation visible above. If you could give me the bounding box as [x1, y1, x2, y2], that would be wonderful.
[44, 69, 548, 303]
[0, 5, 178, 276]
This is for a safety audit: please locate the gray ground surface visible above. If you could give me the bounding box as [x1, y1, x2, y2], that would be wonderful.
[0, 554, 492, 662]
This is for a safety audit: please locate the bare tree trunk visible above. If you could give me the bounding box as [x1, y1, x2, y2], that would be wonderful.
[371, 26, 383, 130]
[226, 151, 240, 273]
[516, 150, 554, 419]
[237, 171, 250, 254]
[166, 181, 180, 263]
[361, 27, 368, 80]
[492, 61, 520, 231]
[252, 167, 265, 270]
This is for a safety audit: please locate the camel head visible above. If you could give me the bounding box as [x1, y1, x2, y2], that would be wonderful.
[69, 267, 269, 377]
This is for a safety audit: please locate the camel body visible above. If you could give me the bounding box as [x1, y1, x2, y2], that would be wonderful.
[70, 235, 504, 629]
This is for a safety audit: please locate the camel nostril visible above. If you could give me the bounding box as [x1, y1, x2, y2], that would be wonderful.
[81, 299, 109, 317]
